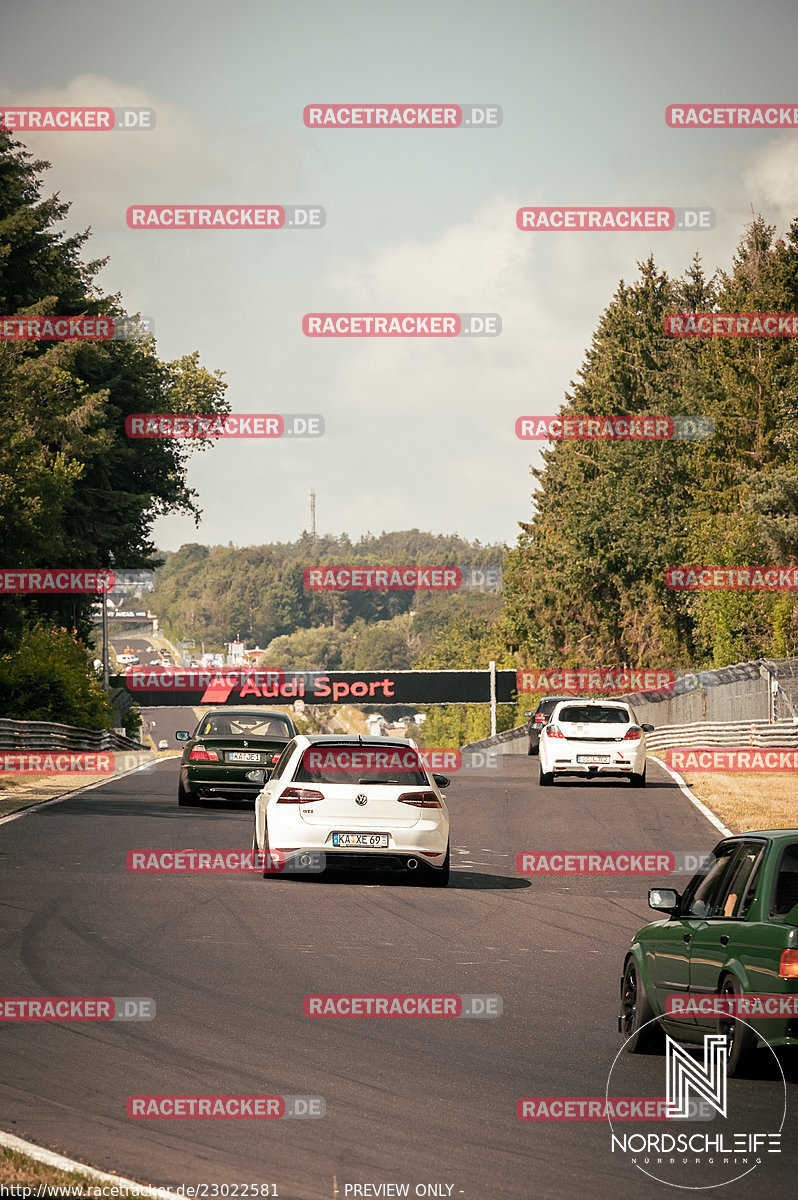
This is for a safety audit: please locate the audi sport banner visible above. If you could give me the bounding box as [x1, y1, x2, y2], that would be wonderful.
[111, 668, 520, 706]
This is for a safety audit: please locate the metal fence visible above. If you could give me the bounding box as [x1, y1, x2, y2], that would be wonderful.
[625, 658, 798, 726]
[0, 718, 144, 753]
[462, 655, 798, 755]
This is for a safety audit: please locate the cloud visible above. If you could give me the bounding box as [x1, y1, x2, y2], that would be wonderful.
[0, 74, 310, 234]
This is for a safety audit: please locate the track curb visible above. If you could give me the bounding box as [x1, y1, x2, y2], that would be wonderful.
[0, 1129, 173, 1198]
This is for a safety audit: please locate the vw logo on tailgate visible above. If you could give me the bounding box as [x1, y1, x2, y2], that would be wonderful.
[355, 793, 368, 806]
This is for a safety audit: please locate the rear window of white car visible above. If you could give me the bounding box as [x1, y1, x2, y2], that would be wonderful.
[293, 743, 428, 786]
[557, 706, 630, 724]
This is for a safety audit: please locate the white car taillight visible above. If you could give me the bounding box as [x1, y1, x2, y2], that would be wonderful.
[622, 726, 643, 741]
[397, 791, 441, 808]
[276, 787, 325, 804]
[546, 725, 565, 739]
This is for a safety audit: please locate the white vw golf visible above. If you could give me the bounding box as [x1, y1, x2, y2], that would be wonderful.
[538, 699, 653, 787]
[253, 735, 451, 884]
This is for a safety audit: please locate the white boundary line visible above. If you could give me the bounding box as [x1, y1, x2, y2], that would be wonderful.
[648, 754, 732, 836]
[0, 759, 164, 828]
[0, 1129, 173, 1197]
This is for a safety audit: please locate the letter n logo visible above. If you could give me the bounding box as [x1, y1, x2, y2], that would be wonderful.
[666, 1034, 727, 1118]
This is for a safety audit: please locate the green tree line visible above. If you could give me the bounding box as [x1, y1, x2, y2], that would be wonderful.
[502, 217, 798, 674]
[0, 131, 228, 728]
[150, 532, 504, 654]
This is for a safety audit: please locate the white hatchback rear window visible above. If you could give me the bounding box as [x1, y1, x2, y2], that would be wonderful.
[557, 706, 629, 724]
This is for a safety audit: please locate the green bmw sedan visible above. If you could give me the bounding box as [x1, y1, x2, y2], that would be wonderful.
[620, 829, 798, 1075]
[176, 707, 297, 806]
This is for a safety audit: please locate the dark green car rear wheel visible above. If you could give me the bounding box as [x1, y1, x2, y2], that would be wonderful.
[718, 974, 757, 1076]
[620, 958, 664, 1053]
[177, 778, 198, 806]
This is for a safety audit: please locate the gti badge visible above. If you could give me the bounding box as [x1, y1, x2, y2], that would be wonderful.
[355, 793, 368, 806]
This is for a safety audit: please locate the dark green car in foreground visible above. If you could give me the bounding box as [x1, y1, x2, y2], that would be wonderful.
[176, 707, 297, 806]
[620, 829, 798, 1075]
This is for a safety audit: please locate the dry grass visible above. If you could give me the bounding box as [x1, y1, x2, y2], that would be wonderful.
[0, 774, 108, 820]
[0, 1144, 156, 1196]
[669, 769, 798, 834]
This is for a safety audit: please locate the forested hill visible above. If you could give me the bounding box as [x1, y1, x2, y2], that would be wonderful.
[151, 531, 505, 656]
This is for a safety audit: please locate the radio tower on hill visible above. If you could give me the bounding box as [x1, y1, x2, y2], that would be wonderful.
[309, 489, 316, 539]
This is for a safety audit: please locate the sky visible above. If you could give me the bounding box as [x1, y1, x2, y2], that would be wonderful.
[2, 0, 798, 553]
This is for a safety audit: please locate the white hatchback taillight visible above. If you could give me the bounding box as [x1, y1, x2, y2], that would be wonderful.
[622, 726, 643, 741]
[277, 787, 325, 804]
[397, 791, 441, 808]
[546, 725, 565, 739]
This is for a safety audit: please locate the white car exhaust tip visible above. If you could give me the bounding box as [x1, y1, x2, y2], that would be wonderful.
[406, 858, 419, 870]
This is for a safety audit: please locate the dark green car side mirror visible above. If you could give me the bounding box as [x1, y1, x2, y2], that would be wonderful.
[649, 887, 679, 913]
[175, 730, 191, 741]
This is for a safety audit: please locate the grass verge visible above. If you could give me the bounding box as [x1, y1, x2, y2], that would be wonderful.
[673, 770, 797, 834]
[0, 1143, 161, 1196]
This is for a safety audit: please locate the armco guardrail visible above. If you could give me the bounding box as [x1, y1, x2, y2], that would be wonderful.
[645, 719, 798, 751]
[0, 718, 144, 753]
[462, 718, 798, 758]
[462, 725, 528, 755]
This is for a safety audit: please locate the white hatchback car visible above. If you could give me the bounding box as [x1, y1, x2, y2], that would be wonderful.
[538, 699, 653, 787]
[253, 735, 451, 884]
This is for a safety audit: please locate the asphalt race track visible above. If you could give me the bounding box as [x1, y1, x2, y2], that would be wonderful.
[1, 757, 796, 1198]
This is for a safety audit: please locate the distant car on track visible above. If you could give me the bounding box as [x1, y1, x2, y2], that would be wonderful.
[619, 830, 798, 1075]
[157, 738, 169, 750]
[176, 707, 297, 806]
[538, 698, 653, 786]
[253, 735, 451, 884]
[524, 695, 581, 755]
